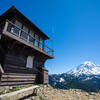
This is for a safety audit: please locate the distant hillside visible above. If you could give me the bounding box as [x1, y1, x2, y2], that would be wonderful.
[49, 61, 100, 92]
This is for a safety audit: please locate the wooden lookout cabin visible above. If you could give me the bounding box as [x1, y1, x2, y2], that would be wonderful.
[0, 6, 54, 86]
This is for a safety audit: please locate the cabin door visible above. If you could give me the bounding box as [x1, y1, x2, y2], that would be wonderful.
[26, 56, 34, 68]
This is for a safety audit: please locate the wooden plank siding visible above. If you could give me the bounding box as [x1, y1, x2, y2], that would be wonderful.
[43, 70, 48, 84]
[37, 67, 48, 84]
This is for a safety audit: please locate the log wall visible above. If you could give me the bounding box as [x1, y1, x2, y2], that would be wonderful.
[0, 73, 37, 86]
[0, 35, 49, 85]
[4, 54, 26, 67]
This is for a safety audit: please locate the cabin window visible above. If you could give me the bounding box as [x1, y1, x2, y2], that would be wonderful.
[35, 34, 39, 47]
[7, 19, 21, 35]
[7, 24, 19, 36]
[39, 38, 43, 49]
[29, 36, 35, 45]
[35, 34, 39, 40]
[26, 56, 34, 68]
[21, 31, 28, 40]
[15, 20, 22, 29]
[44, 44, 47, 52]
[7, 24, 12, 32]
[29, 30, 35, 45]
[40, 38, 43, 43]
[30, 30, 34, 37]
[23, 25, 28, 33]
[13, 27, 20, 36]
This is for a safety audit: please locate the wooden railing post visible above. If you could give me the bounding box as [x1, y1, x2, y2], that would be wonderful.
[2, 20, 54, 57]
[46, 46, 47, 53]
[42, 40, 44, 51]
[3, 21, 8, 33]
[18, 30, 21, 38]
[27, 35, 29, 42]
[11, 27, 14, 33]
[35, 39, 37, 47]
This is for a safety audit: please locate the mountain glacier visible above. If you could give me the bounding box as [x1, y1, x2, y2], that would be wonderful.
[68, 61, 100, 76]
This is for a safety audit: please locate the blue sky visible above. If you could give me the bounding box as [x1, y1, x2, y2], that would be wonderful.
[1, 0, 100, 74]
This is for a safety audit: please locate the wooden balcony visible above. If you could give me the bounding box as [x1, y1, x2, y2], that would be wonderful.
[2, 20, 54, 58]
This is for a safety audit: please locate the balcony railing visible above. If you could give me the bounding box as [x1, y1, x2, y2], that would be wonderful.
[3, 20, 54, 57]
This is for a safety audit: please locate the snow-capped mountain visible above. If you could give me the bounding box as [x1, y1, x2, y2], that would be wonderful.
[68, 61, 100, 76]
[49, 61, 100, 92]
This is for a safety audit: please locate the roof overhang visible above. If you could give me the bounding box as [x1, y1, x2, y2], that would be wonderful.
[0, 6, 50, 40]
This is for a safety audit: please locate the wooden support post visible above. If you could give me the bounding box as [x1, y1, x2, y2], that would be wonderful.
[3, 21, 8, 33]
[43, 40, 44, 51]
[27, 35, 29, 42]
[38, 38, 40, 48]
[0, 34, 1, 40]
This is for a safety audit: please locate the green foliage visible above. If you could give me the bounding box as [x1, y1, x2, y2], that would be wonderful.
[0, 84, 34, 95]
[0, 91, 5, 95]
[15, 87, 21, 91]
[0, 89, 11, 95]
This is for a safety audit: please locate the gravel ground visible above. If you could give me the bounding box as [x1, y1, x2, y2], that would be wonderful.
[1, 85, 100, 100]
[34, 85, 100, 100]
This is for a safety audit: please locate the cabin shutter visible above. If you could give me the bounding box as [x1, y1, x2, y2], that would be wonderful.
[26, 56, 34, 68]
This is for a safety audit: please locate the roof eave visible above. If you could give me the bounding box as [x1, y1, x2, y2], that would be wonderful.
[0, 6, 50, 40]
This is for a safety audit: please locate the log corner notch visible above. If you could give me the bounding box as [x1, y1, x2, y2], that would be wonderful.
[0, 64, 4, 74]
[0, 64, 4, 82]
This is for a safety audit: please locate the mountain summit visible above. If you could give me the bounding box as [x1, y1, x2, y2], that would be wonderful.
[49, 61, 100, 92]
[68, 61, 100, 76]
